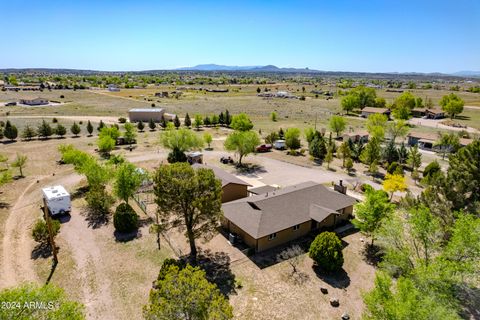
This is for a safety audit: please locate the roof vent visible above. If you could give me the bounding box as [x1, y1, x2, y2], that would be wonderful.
[247, 202, 261, 210]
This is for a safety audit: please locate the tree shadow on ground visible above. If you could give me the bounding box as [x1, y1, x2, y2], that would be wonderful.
[31, 243, 59, 260]
[70, 186, 89, 200]
[0, 201, 10, 209]
[361, 243, 383, 267]
[114, 229, 142, 242]
[54, 213, 71, 224]
[457, 285, 480, 320]
[81, 209, 109, 229]
[234, 163, 267, 177]
[194, 249, 237, 297]
[312, 266, 351, 289]
[138, 216, 154, 228]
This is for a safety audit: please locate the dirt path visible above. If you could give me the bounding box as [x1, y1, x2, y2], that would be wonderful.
[61, 208, 115, 320]
[1, 177, 46, 288]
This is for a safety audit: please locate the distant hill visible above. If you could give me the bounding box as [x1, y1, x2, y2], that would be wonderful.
[451, 71, 480, 77]
[174, 64, 319, 73]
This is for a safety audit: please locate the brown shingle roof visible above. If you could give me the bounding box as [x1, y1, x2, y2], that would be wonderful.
[407, 131, 439, 141]
[223, 181, 357, 239]
[362, 107, 390, 114]
[248, 185, 278, 195]
[192, 164, 250, 187]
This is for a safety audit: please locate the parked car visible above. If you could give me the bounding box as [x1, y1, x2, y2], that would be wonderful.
[273, 139, 286, 150]
[116, 137, 137, 146]
[256, 144, 272, 152]
[220, 156, 234, 164]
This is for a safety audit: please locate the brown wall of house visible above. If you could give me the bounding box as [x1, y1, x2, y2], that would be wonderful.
[222, 184, 248, 203]
[225, 220, 257, 249]
[256, 221, 312, 252]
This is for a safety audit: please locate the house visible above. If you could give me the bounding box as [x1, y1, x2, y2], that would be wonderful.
[407, 132, 438, 150]
[128, 108, 166, 122]
[411, 108, 445, 119]
[342, 130, 369, 143]
[187, 152, 203, 165]
[192, 164, 251, 203]
[19, 97, 49, 106]
[222, 181, 357, 252]
[361, 107, 391, 119]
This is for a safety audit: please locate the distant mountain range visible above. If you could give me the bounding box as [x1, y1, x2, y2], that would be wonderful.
[451, 71, 480, 77]
[174, 64, 318, 73]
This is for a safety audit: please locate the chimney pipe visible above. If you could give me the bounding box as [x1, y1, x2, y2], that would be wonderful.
[339, 180, 343, 186]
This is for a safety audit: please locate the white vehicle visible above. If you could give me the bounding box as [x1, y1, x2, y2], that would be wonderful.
[273, 139, 286, 150]
[42, 185, 71, 215]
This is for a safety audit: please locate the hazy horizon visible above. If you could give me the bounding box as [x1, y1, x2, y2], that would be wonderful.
[1, 0, 479, 73]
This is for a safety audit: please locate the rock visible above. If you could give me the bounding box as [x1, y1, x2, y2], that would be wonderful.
[360, 238, 365, 242]
[320, 287, 328, 294]
[341, 312, 350, 320]
[330, 297, 339, 307]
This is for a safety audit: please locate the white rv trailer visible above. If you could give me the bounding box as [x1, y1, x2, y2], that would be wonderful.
[42, 185, 71, 215]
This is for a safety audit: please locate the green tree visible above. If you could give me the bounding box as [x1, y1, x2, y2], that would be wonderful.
[184, 113, 191, 127]
[55, 123, 67, 138]
[160, 115, 167, 129]
[366, 114, 388, 140]
[224, 131, 260, 165]
[407, 145, 422, 178]
[3, 121, 18, 141]
[325, 146, 334, 169]
[98, 126, 120, 155]
[225, 109, 232, 126]
[360, 137, 382, 174]
[270, 111, 278, 122]
[304, 127, 316, 144]
[354, 86, 377, 109]
[97, 120, 105, 132]
[339, 141, 351, 167]
[113, 203, 139, 233]
[230, 113, 253, 131]
[383, 140, 399, 164]
[341, 94, 360, 114]
[153, 163, 222, 260]
[362, 272, 460, 320]
[392, 92, 416, 120]
[85, 186, 114, 225]
[148, 118, 156, 131]
[439, 93, 464, 119]
[329, 115, 347, 137]
[32, 218, 60, 245]
[352, 187, 395, 246]
[37, 120, 53, 139]
[265, 131, 280, 144]
[173, 115, 181, 129]
[284, 127, 301, 150]
[386, 120, 409, 142]
[435, 132, 460, 159]
[309, 134, 327, 160]
[194, 114, 203, 130]
[113, 162, 143, 204]
[309, 232, 344, 272]
[144, 264, 233, 320]
[86, 120, 93, 136]
[21, 125, 37, 141]
[70, 122, 81, 137]
[203, 132, 213, 148]
[11, 153, 27, 177]
[137, 120, 145, 132]
[0, 283, 85, 320]
[123, 122, 137, 146]
[160, 128, 204, 161]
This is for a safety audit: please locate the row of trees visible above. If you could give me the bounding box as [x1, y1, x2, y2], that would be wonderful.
[340, 86, 465, 120]
[0, 120, 93, 141]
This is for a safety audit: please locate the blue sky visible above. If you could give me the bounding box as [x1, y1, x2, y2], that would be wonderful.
[1, 0, 479, 73]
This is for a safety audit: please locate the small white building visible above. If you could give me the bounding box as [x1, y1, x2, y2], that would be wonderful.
[273, 140, 286, 150]
[128, 108, 166, 122]
[108, 84, 120, 92]
[42, 185, 71, 215]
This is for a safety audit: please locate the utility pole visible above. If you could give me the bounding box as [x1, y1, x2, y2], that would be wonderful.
[43, 198, 58, 266]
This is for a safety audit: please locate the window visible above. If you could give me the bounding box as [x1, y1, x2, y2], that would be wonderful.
[293, 224, 300, 231]
[268, 233, 277, 240]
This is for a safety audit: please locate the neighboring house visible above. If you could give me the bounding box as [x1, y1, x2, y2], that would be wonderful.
[19, 97, 49, 106]
[222, 181, 357, 252]
[342, 130, 369, 143]
[128, 108, 166, 122]
[361, 107, 391, 119]
[411, 108, 445, 119]
[108, 84, 120, 92]
[187, 152, 204, 165]
[407, 132, 472, 151]
[192, 164, 251, 203]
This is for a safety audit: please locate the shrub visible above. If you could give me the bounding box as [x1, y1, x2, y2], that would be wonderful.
[387, 161, 402, 174]
[167, 147, 187, 163]
[423, 161, 441, 178]
[32, 219, 60, 244]
[309, 232, 344, 272]
[113, 203, 138, 233]
[118, 117, 127, 124]
[52, 118, 58, 123]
